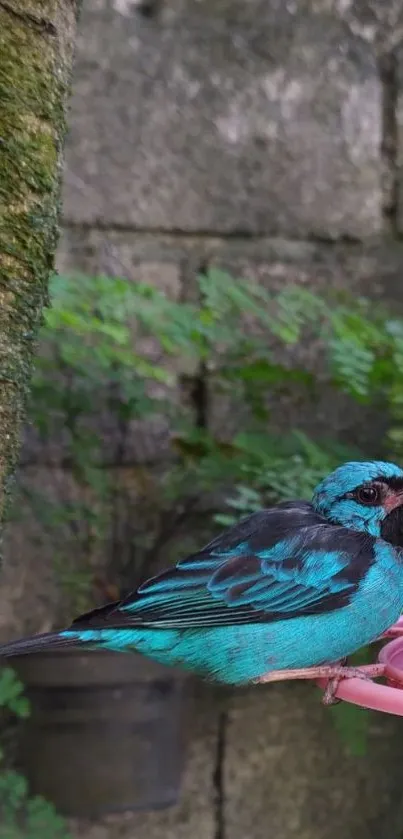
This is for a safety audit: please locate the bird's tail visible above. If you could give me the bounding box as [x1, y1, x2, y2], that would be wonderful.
[0, 631, 81, 658]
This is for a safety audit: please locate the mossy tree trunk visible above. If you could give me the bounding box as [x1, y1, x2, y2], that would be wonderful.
[0, 0, 80, 525]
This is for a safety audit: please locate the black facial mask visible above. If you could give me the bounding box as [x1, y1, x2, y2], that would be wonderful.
[380, 506, 403, 548]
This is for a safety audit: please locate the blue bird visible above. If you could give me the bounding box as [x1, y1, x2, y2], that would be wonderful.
[2, 460, 403, 703]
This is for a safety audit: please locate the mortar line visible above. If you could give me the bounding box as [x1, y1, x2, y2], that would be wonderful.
[379, 51, 399, 234]
[213, 710, 227, 839]
[61, 220, 388, 247]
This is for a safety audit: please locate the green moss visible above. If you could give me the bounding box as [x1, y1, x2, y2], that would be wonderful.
[0, 5, 77, 524]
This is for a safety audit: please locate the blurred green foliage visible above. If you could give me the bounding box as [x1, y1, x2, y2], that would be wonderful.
[0, 669, 71, 839]
[26, 268, 369, 516]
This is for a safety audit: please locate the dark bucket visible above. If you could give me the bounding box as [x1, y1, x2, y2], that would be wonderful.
[12, 649, 187, 817]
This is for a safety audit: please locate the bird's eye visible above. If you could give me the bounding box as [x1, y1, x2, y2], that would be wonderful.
[357, 485, 380, 505]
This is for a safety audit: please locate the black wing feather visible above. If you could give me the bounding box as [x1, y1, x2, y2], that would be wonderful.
[71, 503, 375, 631]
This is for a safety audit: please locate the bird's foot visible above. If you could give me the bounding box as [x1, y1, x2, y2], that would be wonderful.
[321, 663, 387, 705]
[321, 658, 347, 706]
[255, 663, 385, 706]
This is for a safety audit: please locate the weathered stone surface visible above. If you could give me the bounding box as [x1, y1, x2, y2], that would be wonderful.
[66, 681, 403, 839]
[310, 1, 403, 50]
[62, 1, 382, 238]
[70, 682, 219, 839]
[0, 469, 74, 640]
[57, 228, 185, 294]
[224, 684, 403, 839]
[395, 46, 403, 233]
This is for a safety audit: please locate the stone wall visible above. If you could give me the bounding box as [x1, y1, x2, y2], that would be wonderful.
[8, 1, 403, 838]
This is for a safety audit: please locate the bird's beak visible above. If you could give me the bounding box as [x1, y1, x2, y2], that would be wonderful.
[384, 491, 403, 513]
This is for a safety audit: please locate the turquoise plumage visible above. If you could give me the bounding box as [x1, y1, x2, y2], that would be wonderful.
[2, 460, 403, 698]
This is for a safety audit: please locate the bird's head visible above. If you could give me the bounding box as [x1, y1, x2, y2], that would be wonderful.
[312, 461, 403, 543]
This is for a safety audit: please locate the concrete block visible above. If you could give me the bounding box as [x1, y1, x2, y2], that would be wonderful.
[62, 1, 382, 238]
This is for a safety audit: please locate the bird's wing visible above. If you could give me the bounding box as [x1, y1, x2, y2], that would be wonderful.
[71, 503, 375, 631]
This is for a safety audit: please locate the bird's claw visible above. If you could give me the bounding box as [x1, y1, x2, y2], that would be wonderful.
[322, 680, 342, 705]
[321, 663, 386, 706]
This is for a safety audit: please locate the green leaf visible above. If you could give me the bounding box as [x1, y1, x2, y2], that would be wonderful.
[0, 669, 30, 718]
